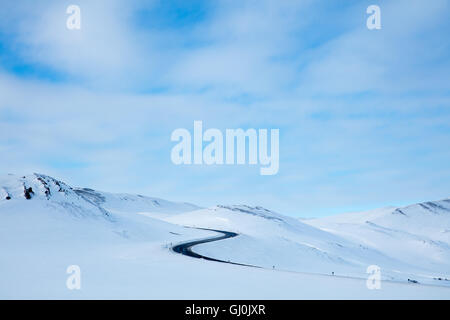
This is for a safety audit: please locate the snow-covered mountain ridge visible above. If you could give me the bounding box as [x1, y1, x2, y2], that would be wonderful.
[305, 198, 450, 279]
[1, 173, 450, 298]
[0, 173, 111, 219]
[0, 173, 200, 220]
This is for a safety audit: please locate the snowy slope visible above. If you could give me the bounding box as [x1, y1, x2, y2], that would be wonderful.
[164, 205, 429, 283]
[0, 173, 208, 241]
[74, 187, 200, 219]
[305, 199, 450, 284]
[0, 173, 111, 218]
[0, 173, 200, 220]
[0, 173, 220, 298]
[1, 173, 450, 298]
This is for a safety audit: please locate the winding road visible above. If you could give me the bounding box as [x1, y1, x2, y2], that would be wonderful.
[170, 228, 446, 288]
[172, 228, 259, 268]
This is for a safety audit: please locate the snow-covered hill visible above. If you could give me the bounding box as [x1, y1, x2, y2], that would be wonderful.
[0, 173, 219, 298]
[0, 173, 200, 219]
[305, 199, 450, 283]
[74, 187, 200, 219]
[1, 173, 449, 298]
[164, 204, 447, 284]
[0, 173, 111, 218]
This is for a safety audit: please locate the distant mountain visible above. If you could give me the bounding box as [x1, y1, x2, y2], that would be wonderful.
[305, 199, 450, 278]
[0, 173, 200, 219]
[163, 204, 418, 280]
[0, 173, 215, 299]
[0, 173, 110, 218]
[1, 173, 449, 296]
[74, 187, 201, 218]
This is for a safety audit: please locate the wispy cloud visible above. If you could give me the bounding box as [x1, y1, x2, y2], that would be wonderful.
[1, 0, 449, 216]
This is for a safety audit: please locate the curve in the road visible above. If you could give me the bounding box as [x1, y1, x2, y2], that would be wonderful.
[171, 228, 448, 288]
[172, 228, 260, 268]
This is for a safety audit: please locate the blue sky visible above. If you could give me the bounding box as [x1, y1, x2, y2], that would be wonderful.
[1, 0, 450, 217]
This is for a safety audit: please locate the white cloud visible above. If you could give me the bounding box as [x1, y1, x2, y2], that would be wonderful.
[1, 0, 450, 215]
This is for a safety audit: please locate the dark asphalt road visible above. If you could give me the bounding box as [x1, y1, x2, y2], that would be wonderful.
[171, 228, 445, 288]
[172, 228, 259, 268]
